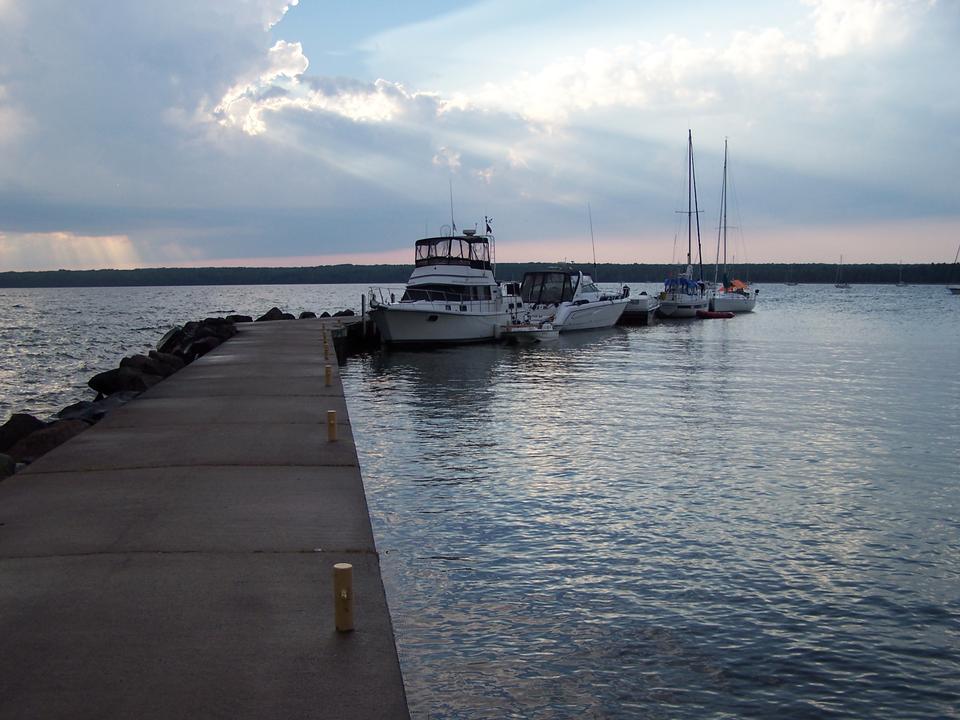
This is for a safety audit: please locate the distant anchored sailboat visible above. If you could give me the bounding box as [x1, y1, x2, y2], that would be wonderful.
[835, 256, 851, 289]
[949, 244, 960, 295]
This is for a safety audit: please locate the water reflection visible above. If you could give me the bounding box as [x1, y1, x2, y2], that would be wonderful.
[345, 286, 960, 719]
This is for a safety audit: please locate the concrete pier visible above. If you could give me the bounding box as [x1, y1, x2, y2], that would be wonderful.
[0, 319, 409, 719]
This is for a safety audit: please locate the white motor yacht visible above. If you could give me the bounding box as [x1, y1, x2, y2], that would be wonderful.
[520, 269, 629, 331]
[368, 230, 519, 344]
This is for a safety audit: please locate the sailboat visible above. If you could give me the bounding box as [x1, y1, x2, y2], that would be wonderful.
[710, 139, 757, 313]
[948, 244, 960, 295]
[896, 260, 908, 287]
[835, 256, 851, 289]
[658, 130, 709, 318]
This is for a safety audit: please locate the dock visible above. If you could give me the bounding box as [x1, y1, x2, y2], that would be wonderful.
[0, 319, 409, 719]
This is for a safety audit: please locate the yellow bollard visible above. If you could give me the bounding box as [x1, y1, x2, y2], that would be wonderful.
[323, 343, 329, 361]
[327, 410, 337, 442]
[333, 562, 354, 632]
[325, 364, 332, 387]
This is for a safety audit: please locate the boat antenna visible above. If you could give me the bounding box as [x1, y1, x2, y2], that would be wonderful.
[448, 178, 457, 235]
[588, 202, 598, 281]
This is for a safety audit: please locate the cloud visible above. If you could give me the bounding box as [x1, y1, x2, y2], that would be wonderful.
[0, 85, 26, 145]
[263, 0, 300, 29]
[432, 147, 462, 171]
[806, 0, 919, 57]
[0, 0, 954, 271]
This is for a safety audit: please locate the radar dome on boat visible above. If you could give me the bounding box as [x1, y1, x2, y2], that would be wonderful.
[463, 228, 476, 236]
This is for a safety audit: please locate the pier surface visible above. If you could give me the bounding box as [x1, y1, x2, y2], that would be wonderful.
[0, 319, 409, 719]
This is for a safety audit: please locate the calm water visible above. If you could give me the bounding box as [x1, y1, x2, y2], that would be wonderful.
[1, 283, 959, 718]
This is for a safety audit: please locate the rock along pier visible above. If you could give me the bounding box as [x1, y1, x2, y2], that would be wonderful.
[0, 318, 409, 719]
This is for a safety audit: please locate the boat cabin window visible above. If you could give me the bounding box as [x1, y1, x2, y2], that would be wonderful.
[414, 236, 491, 269]
[402, 284, 492, 302]
[520, 272, 574, 304]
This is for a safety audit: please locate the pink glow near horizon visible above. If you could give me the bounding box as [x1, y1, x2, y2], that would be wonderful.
[162, 217, 960, 268]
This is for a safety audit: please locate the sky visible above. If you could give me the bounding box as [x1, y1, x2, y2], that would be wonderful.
[0, 0, 958, 270]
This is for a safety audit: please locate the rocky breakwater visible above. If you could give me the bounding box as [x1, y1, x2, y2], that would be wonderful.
[0, 306, 359, 481]
[0, 316, 239, 480]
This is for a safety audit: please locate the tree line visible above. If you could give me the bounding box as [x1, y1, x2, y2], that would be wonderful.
[0, 262, 956, 288]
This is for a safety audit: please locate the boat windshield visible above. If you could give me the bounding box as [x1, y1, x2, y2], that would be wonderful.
[414, 236, 491, 269]
[520, 272, 575, 304]
[402, 284, 493, 302]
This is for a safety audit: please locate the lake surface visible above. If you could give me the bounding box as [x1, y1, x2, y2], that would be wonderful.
[1, 283, 958, 718]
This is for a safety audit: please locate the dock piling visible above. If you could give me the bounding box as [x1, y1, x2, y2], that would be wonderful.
[327, 410, 337, 442]
[334, 562, 354, 632]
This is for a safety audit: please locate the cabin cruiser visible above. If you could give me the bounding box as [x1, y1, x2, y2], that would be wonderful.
[368, 230, 520, 344]
[519, 269, 629, 331]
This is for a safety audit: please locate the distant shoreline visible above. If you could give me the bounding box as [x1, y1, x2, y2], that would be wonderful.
[0, 262, 954, 288]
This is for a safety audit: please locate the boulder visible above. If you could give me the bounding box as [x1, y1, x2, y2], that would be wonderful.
[299, 311, 317, 319]
[7, 419, 91, 463]
[149, 350, 185, 372]
[188, 336, 221, 357]
[0, 413, 47, 453]
[0, 453, 15, 480]
[320, 311, 331, 318]
[121, 353, 174, 378]
[225, 314, 252, 323]
[333, 309, 356, 317]
[89, 367, 163, 395]
[157, 326, 185, 355]
[256, 307, 286, 322]
[58, 391, 140, 423]
[88, 368, 122, 395]
[280, 313, 296, 320]
[210, 323, 237, 341]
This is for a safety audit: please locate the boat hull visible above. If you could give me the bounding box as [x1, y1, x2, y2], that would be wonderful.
[657, 293, 708, 318]
[370, 303, 508, 345]
[553, 298, 629, 331]
[502, 325, 560, 344]
[949, 286, 960, 295]
[710, 294, 756, 313]
[620, 296, 660, 325]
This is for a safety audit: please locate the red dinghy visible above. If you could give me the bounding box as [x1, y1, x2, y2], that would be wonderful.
[697, 309, 734, 319]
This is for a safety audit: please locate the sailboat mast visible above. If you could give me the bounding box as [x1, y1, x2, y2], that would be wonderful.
[691, 134, 704, 282]
[714, 139, 729, 287]
[722, 139, 728, 276]
[687, 130, 693, 268]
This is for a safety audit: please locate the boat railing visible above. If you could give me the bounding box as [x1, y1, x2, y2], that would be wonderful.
[369, 286, 510, 313]
[368, 286, 407, 307]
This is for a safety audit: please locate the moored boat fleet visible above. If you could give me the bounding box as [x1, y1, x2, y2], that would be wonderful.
[368, 230, 636, 345]
[369, 130, 762, 346]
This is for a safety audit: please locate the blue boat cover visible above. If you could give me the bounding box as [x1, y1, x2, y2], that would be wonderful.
[664, 277, 699, 292]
